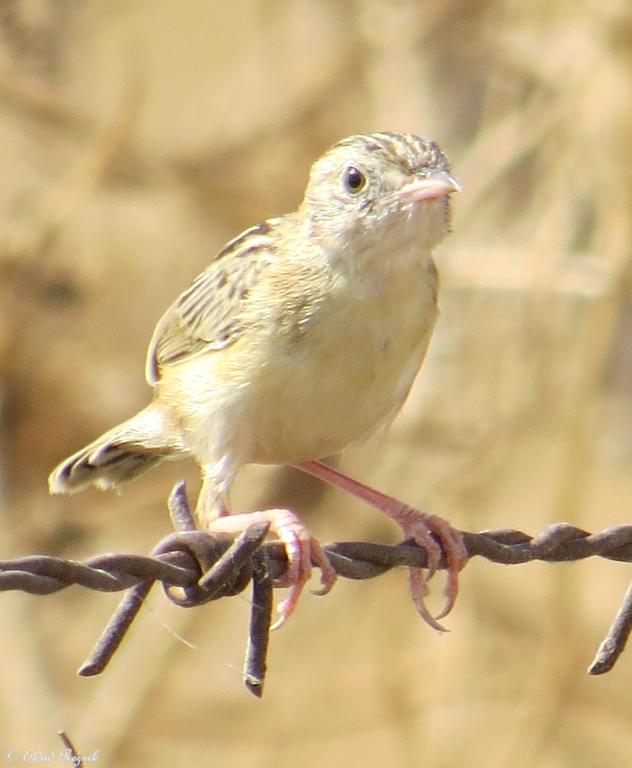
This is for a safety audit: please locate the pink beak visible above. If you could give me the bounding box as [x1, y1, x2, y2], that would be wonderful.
[400, 170, 462, 203]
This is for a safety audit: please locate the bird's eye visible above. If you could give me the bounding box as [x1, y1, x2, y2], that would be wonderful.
[343, 166, 367, 194]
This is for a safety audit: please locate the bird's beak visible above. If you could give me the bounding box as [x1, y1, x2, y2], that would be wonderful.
[400, 171, 462, 203]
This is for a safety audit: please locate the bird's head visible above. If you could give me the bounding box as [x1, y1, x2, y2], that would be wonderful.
[300, 131, 460, 259]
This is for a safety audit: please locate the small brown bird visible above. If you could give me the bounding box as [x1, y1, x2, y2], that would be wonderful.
[50, 132, 465, 629]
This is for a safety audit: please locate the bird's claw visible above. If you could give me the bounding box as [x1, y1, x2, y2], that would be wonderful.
[398, 505, 468, 630]
[206, 508, 336, 630]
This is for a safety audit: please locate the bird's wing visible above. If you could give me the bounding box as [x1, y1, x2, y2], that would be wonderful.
[145, 221, 277, 384]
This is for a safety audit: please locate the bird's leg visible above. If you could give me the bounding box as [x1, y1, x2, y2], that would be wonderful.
[196, 466, 231, 520]
[195, 466, 336, 630]
[297, 459, 467, 632]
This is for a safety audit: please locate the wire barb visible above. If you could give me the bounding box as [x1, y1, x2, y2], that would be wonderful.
[57, 730, 84, 768]
[244, 549, 274, 697]
[588, 580, 632, 675]
[1, 481, 631, 694]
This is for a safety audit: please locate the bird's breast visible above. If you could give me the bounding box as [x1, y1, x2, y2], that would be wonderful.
[246, 256, 438, 463]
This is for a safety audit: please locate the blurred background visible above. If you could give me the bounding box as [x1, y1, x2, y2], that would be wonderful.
[1, 0, 631, 765]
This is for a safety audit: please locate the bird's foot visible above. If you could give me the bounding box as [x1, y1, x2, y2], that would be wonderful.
[206, 509, 336, 629]
[395, 505, 467, 631]
[298, 460, 467, 632]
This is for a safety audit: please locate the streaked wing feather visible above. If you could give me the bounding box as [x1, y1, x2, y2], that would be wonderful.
[145, 222, 277, 384]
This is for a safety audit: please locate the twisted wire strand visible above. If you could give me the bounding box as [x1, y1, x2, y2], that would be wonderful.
[1, 481, 630, 694]
[2, 523, 631, 596]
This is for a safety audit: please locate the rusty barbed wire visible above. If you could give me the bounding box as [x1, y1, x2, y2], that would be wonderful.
[57, 730, 84, 768]
[1, 481, 631, 694]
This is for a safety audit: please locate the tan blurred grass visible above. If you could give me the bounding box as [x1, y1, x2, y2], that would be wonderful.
[0, 0, 631, 766]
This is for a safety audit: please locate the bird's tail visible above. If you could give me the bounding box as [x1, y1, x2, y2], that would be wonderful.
[49, 405, 186, 495]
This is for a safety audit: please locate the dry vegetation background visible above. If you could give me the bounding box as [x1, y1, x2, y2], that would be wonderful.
[0, 0, 631, 766]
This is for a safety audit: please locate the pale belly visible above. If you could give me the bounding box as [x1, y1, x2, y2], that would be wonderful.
[247, 324, 435, 463]
[244, 272, 437, 464]
[159, 264, 437, 469]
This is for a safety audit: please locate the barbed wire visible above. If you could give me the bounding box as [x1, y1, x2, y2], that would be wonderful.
[1, 481, 630, 695]
[57, 730, 83, 768]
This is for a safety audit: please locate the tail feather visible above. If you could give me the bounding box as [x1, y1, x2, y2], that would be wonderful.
[49, 405, 186, 495]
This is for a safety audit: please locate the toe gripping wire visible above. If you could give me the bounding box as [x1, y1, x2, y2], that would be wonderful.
[2, 480, 632, 695]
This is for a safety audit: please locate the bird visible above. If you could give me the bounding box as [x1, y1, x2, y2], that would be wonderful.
[49, 131, 465, 630]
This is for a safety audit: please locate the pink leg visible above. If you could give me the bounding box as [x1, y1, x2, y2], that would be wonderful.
[297, 460, 467, 632]
[207, 508, 336, 630]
